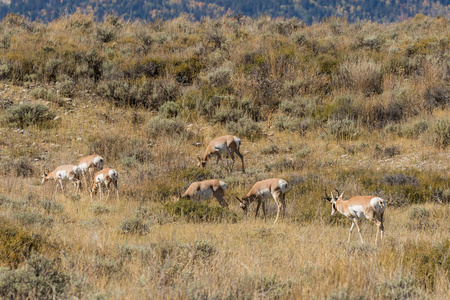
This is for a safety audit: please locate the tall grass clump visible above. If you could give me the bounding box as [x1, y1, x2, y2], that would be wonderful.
[337, 58, 383, 96]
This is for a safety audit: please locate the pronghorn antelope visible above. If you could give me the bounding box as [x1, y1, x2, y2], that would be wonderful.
[78, 154, 104, 187]
[198, 135, 245, 173]
[90, 168, 119, 202]
[182, 179, 228, 207]
[41, 165, 82, 193]
[324, 189, 386, 245]
[236, 178, 290, 225]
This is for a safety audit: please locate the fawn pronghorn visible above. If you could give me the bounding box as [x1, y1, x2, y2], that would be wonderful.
[41, 165, 82, 193]
[324, 189, 386, 245]
[181, 179, 228, 207]
[90, 168, 119, 202]
[78, 154, 104, 188]
[236, 178, 290, 224]
[198, 135, 245, 173]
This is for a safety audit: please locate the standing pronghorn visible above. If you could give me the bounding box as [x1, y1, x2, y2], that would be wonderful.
[90, 168, 119, 202]
[198, 135, 245, 173]
[181, 179, 229, 207]
[41, 165, 82, 193]
[236, 178, 290, 225]
[78, 154, 104, 188]
[324, 189, 386, 245]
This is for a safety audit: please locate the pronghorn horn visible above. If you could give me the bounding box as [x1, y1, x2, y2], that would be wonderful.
[235, 197, 244, 204]
[323, 189, 331, 201]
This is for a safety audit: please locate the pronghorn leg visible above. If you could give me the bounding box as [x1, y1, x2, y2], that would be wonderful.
[213, 189, 227, 208]
[375, 213, 385, 245]
[353, 218, 364, 244]
[280, 193, 286, 218]
[273, 194, 282, 225]
[262, 200, 266, 220]
[347, 221, 355, 243]
[235, 149, 245, 173]
[255, 200, 262, 219]
[113, 180, 119, 202]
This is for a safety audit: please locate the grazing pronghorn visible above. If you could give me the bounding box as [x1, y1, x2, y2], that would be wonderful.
[90, 168, 119, 202]
[236, 178, 290, 225]
[41, 165, 82, 193]
[198, 135, 245, 173]
[181, 179, 228, 207]
[324, 189, 386, 245]
[78, 154, 104, 188]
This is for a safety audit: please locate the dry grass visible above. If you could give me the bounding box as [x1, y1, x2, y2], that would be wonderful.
[0, 14, 449, 299]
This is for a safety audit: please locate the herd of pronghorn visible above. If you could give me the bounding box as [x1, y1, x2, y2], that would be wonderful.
[41, 135, 386, 245]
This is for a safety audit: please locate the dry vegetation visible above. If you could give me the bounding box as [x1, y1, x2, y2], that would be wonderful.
[0, 13, 449, 299]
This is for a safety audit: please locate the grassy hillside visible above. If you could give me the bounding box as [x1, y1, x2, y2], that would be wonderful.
[0, 13, 449, 298]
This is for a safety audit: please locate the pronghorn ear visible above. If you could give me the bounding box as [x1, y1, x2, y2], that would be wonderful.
[235, 197, 244, 204]
[340, 191, 344, 198]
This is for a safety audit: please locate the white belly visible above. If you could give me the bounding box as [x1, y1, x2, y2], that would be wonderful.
[56, 170, 69, 180]
[79, 163, 88, 171]
[214, 143, 230, 154]
[196, 188, 214, 200]
[257, 188, 272, 199]
[95, 173, 105, 183]
[349, 205, 366, 219]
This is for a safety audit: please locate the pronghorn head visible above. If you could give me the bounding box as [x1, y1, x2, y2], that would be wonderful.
[90, 182, 100, 197]
[236, 196, 253, 214]
[41, 171, 49, 185]
[324, 189, 342, 216]
[197, 155, 208, 168]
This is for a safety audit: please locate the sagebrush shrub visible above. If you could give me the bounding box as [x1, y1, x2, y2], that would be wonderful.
[225, 116, 262, 140]
[337, 58, 383, 96]
[146, 116, 185, 138]
[1, 103, 55, 128]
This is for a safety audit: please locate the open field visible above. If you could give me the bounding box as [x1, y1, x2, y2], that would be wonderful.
[0, 14, 449, 299]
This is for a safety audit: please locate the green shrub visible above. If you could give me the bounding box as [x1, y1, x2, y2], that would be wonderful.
[90, 203, 110, 215]
[376, 276, 423, 300]
[428, 118, 450, 148]
[134, 206, 152, 219]
[193, 240, 216, 260]
[327, 118, 361, 140]
[0, 219, 45, 266]
[57, 80, 75, 97]
[159, 101, 181, 118]
[226, 116, 262, 140]
[146, 116, 185, 138]
[2, 157, 34, 177]
[13, 212, 54, 227]
[119, 217, 150, 235]
[39, 199, 63, 214]
[1, 103, 55, 128]
[165, 198, 237, 223]
[212, 106, 243, 124]
[0, 254, 73, 299]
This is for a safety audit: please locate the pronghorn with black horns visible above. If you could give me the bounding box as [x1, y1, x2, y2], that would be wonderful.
[324, 189, 386, 245]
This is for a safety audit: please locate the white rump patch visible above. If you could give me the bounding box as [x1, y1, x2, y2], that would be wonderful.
[94, 156, 104, 168]
[73, 166, 81, 175]
[219, 181, 228, 190]
[233, 136, 241, 147]
[278, 179, 289, 193]
[109, 169, 118, 179]
[370, 197, 386, 214]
